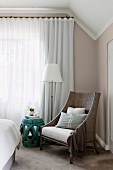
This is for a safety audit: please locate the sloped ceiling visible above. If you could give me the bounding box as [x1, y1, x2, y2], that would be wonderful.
[70, 0, 113, 40]
[0, 0, 113, 40]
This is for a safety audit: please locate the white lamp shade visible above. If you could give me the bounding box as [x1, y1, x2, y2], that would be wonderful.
[42, 64, 62, 82]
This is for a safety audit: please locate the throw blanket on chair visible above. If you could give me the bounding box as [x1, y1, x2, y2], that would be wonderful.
[67, 121, 87, 152]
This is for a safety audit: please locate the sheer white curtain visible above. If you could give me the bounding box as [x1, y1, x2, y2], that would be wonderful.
[0, 18, 74, 125]
[40, 18, 75, 123]
[0, 18, 46, 126]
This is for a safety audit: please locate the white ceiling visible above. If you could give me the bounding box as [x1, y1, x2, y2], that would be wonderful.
[0, 0, 113, 40]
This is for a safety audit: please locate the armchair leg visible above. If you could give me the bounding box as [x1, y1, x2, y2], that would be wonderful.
[93, 140, 99, 154]
[70, 150, 73, 164]
[40, 135, 43, 150]
[13, 150, 16, 163]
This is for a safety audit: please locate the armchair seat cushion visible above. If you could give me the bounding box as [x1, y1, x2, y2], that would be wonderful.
[42, 127, 73, 143]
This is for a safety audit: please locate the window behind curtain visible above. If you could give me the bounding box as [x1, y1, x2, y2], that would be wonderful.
[0, 18, 45, 126]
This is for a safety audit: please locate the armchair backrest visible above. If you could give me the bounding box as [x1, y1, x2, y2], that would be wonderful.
[62, 92, 95, 112]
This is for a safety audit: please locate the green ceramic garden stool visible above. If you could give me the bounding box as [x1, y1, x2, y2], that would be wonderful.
[20, 117, 44, 147]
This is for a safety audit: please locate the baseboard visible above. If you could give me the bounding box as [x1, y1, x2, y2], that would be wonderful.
[96, 134, 109, 150]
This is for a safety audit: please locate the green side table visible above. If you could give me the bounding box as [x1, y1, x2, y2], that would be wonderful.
[20, 117, 44, 147]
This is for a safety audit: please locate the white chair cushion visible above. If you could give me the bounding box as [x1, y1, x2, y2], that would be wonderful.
[42, 127, 73, 143]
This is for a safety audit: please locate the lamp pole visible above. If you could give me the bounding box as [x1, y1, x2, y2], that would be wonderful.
[42, 63, 62, 121]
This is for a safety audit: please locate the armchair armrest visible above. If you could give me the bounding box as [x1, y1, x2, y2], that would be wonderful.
[76, 120, 86, 132]
[43, 113, 61, 127]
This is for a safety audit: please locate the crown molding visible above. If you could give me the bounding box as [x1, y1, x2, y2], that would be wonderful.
[96, 16, 113, 40]
[0, 8, 69, 14]
[0, 8, 70, 18]
[67, 9, 97, 40]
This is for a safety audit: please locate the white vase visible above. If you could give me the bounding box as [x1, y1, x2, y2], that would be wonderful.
[29, 111, 34, 116]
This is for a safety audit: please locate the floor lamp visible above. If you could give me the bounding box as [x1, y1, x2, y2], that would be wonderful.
[42, 63, 62, 120]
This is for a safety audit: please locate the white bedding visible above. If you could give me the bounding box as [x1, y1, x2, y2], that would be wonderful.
[0, 119, 20, 170]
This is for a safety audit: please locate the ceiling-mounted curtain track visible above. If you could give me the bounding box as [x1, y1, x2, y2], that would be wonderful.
[0, 16, 74, 19]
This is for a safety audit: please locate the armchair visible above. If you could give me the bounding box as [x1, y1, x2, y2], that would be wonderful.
[40, 91, 100, 164]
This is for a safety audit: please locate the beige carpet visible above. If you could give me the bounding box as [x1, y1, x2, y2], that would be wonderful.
[12, 144, 113, 170]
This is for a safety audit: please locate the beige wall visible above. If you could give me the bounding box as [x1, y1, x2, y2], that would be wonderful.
[96, 23, 113, 144]
[74, 22, 113, 145]
[74, 24, 98, 92]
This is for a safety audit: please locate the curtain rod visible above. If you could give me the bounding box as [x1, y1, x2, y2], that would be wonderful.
[0, 16, 74, 19]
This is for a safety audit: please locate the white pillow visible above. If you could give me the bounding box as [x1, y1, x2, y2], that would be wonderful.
[67, 107, 75, 114]
[67, 107, 85, 115]
[74, 108, 85, 114]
